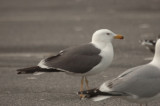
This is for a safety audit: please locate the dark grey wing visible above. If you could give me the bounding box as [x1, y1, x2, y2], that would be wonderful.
[106, 64, 160, 98]
[43, 43, 102, 73]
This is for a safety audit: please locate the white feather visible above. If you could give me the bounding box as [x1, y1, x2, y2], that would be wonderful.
[38, 59, 51, 69]
[91, 82, 112, 101]
[33, 72, 45, 75]
[92, 96, 110, 101]
[99, 82, 112, 92]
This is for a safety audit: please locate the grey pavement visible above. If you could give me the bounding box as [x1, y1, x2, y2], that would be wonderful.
[0, 0, 160, 106]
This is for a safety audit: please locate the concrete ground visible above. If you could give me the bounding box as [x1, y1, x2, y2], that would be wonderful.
[0, 0, 160, 105]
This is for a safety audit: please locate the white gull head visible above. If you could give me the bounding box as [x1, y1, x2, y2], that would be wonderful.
[91, 29, 123, 49]
[85, 29, 124, 76]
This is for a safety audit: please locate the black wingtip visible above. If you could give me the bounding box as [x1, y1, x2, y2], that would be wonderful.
[16, 69, 26, 74]
[17, 71, 21, 74]
[16, 66, 39, 74]
[78, 88, 98, 98]
[16, 66, 62, 75]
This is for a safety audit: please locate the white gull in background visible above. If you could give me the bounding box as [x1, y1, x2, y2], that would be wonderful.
[16, 29, 124, 97]
[79, 39, 160, 106]
[140, 34, 160, 53]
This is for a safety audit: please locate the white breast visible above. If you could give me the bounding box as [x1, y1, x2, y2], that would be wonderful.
[85, 43, 114, 76]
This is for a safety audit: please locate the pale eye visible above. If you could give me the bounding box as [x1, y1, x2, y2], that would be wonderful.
[106, 33, 110, 35]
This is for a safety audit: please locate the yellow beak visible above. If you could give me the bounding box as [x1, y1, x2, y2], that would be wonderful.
[114, 34, 124, 39]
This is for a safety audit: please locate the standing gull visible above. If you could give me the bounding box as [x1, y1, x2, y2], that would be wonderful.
[17, 29, 124, 97]
[79, 39, 160, 105]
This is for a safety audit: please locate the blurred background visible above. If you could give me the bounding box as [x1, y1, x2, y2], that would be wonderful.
[0, 0, 160, 106]
[0, 0, 160, 52]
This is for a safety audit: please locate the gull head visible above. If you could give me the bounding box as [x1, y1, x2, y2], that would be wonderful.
[91, 29, 124, 45]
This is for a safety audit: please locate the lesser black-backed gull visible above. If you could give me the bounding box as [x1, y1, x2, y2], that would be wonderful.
[17, 29, 124, 97]
[79, 39, 160, 106]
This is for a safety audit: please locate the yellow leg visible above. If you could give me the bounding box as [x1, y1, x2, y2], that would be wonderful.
[80, 76, 84, 92]
[84, 76, 89, 90]
[79, 76, 85, 98]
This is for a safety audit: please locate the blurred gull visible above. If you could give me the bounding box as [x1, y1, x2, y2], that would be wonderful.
[140, 34, 160, 53]
[79, 39, 160, 106]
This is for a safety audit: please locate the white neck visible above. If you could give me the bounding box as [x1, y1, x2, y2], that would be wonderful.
[92, 41, 112, 50]
[150, 41, 160, 67]
[150, 53, 160, 67]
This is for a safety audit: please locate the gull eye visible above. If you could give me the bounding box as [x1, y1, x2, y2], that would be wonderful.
[106, 33, 110, 35]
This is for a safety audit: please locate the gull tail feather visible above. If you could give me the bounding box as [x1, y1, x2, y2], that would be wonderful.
[17, 66, 61, 74]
